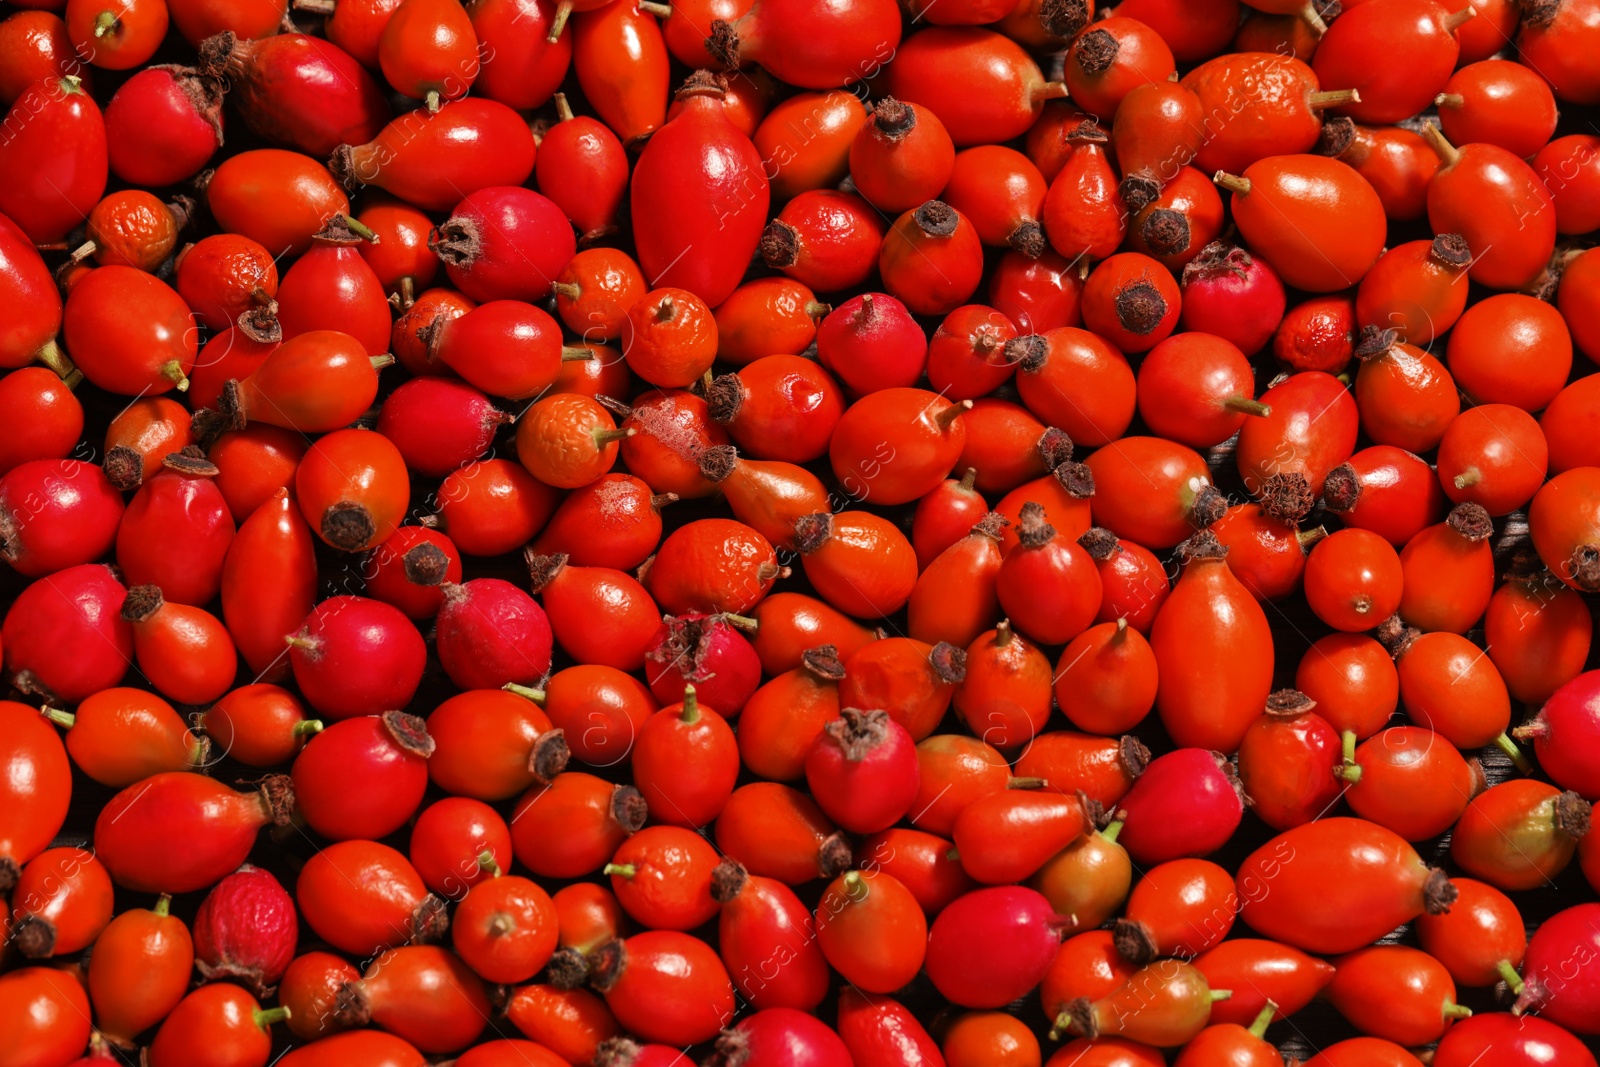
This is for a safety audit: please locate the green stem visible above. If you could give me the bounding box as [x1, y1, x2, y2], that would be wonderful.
[1443, 1002, 1473, 1019]
[504, 682, 547, 704]
[34, 339, 77, 383]
[604, 863, 636, 878]
[1100, 820, 1123, 844]
[680, 684, 700, 724]
[292, 719, 324, 738]
[478, 850, 501, 878]
[1007, 776, 1048, 789]
[1248, 1001, 1277, 1038]
[153, 894, 172, 917]
[841, 870, 869, 901]
[344, 215, 379, 242]
[722, 613, 758, 630]
[1419, 122, 1461, 167]
[1223, 396, 1272, 417]
[1495, 732, 1533, 774]
[1335, 730, 1362, 784]
[159, 359, 190, 391]
[41, 707, 75, 730]
[547, 0, 573, 41]
[1210, 989, 1233, 1002]
[255, 1006, 291, 1029]
[1498, 959, 1525, 995]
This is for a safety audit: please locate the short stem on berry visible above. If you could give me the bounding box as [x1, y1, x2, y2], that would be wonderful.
[1495, 731, 1532, 774]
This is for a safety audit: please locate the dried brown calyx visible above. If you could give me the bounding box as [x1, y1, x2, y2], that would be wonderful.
[1140, 208, 1191, 257]
[611, 784, 649, 832]
[696, 443, 738, 483]
[1182, 241, 1252, 285]
[1189, 485, 1228, 529]
[530, 729, 569, 783]
[237, 300, 282, 343]
[1447, 502, 1493, 542]
[525, 550, 571, 594]
[1316, 116, 1357, 158]
[793, 512, 835, 555]
[588, 938, 628, 993]
[1009, 220, 1047, 258]
[1321, 463, 1361, 513]
[675, 68, 729, 99]
[709, 857, 749, 903]
[704, 374, 744, 423]
[817, 831, 853, 878]
[402, 542, 451, 586]
[1423, 868, 1459, 914]
[1055, 461, 1095, 499]
[1353, 324, 1399, 361]
[166, 445, 219, 476]
[1114, 278, 1168, 335]
[1431, 233, 1472, 269]
[1119, 175, 1161, 213]
[320, 501, 376, 552]
[1112, 918, 1158, 965]
[1176, 528, 1229, 564]
[972, 511, 1010, 541]
[1374, 613, 1420, 658]
[1556, 791, 1592, 840]
[120, 583, 166, 624]
[1078, 526, 1121, 561]
[914, 200, 959, 238]
[1065, 118, 1109, 145]
[1519, 0, 1560, 28]
[310, 213, 368, 247]
[1015, 501, 1057, 549]
[1570, 545, 1600, 592]
[195, 30, 246, 80]
[381, 710, 435, 758]
[929, 641, 967, 683]
[822, 707, 893, 761]
[1119, 734, 1151, 778]
[542, 948, 590, 991]
[801, 643, 847, 681]
[102, 446, 146, 491]
[759, 219, 799, 268]
[1073, 28, 1119, 74]
[869, 96, 916, 140]
[1260, 472, 1315, 524]
[428, 215, 482, 268]
[1040, 0, 1090, 37]
[1264, 689, 1317, 719]
[1006, 333, 1049, 372]
[1038, 427, 1074, 470]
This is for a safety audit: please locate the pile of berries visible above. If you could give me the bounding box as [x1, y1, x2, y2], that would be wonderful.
[3, 0, 1600, 1062]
